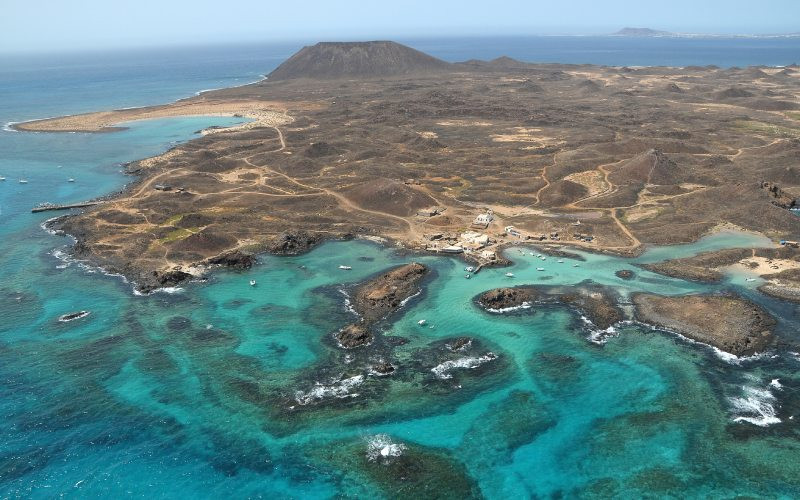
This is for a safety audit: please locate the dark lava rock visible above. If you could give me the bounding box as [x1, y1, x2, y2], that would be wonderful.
[615, 269, 635, 280]
[371, 362, 395, 375]
[267, 231, 321, 255]
[139, 269, 193, 292]
[351, 262, 428, 323]
[205, 250, 255, 270]
[447, 337, 473, 351]
[476, 285, 623, 330]
[336, 323, 372, 349]
[477, 287, 536, 311]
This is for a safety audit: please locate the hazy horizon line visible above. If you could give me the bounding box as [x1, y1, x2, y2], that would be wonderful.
[2, 28, 800, 57]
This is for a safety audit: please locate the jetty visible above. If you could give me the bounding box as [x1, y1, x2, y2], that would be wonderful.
[31, 201, 104, 213]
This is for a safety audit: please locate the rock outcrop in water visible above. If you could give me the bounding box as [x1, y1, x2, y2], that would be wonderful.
[267, 41, 451, 81]
[335, 262, 428, 348]
[632, 293, 775, 356]
[478, 287, 536, 311]
[476, 285, 623, 330]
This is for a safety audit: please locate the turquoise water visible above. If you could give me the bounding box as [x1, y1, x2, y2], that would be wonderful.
[2, 45, 800, 498]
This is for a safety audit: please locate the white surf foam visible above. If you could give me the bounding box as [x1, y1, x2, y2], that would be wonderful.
[486, 301, 532, 314]
[729, 384, 781, 427]
[431, 352, 497, 380]
[366, 434, 406, 462]
[294, 374, 365, 405]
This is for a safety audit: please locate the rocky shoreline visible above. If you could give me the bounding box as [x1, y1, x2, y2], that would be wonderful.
[632, 293, 775, 356]
[476, 285, 623, 330]
[336, 262, 428, 348]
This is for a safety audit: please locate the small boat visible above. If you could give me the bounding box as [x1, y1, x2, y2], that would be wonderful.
[418, 319, 427, 326]
[573, 264, 580, 267]
[557, 259, 564, 263]
[745, 278, 757, 282]
[18, 179, 27, 184]
[0, 176, 5, 181]
[338, 265, 352, 270]
[465, 274, 471, 279]
[505, 272, 514, 278]
[68, 178, 75, 183]
[249, 280, 257, 286]
[58, 310, 90, 322]
[465, 266, 474, 272]
[529, 252, 535, 256]
[540, 256, 546, 261]
[537, 267, 545, 271]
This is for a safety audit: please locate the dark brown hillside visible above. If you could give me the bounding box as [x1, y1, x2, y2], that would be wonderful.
[267, 41, 451, 81]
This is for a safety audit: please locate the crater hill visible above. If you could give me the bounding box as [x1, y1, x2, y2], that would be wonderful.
[266, 41, 451, 80]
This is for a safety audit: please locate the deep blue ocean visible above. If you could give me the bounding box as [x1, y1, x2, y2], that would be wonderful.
[1, 36, 800, 498]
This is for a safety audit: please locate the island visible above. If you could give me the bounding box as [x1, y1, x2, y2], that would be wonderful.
[17, 40, 799, 294]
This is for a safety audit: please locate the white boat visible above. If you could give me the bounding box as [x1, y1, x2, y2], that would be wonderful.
[745, 278, 757, 282]
[465, 274, 471, 279]
[338, 265, 352, 270]
[18, 179, 27, 184]
[537, 267, 545, 271]
[418, 319, 427, 326]
[505, 272, 514, 277]
[465, 266, 474, 272]
[0, 176, 5, 181]
[249, 280, 257, 286]
[68, 178, 75, 183]
[557, 259, 564, 263]
[540, 256, 546, 260]
[573, 264, 580, 267]
[529, 252, 535, 256]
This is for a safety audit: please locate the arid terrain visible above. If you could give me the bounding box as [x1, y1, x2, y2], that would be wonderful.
[19, 41, 800, 291]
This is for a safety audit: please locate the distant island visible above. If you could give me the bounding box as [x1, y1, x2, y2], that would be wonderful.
[613, 27, 674, 37]
[612, 27, 800, 38]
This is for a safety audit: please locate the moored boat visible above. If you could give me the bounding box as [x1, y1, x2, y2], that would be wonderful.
[338, 265, 352, 270]
[58, 310, 90, 322]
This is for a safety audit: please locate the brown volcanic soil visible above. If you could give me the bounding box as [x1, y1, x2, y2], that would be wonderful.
[342, 179, 437, 217]
[26, 41, 800, 290]
[632, 293, 775, 356]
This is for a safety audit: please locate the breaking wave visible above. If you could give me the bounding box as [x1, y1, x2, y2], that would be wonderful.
[431, 352, 497, 380]
[729, 382, 781, 427]
[366, 434, 406, 463]
[294, 374, 364, 405]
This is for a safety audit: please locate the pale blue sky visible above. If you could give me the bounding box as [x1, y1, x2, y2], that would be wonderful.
[2, 0, 799, 53]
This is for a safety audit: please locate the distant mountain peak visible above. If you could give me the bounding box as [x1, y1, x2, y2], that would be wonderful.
[614, 27, 674, 37]
[267, 41, 451, 81]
